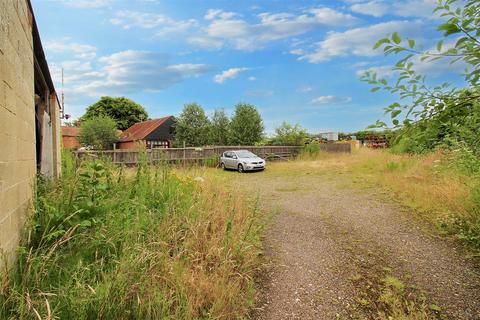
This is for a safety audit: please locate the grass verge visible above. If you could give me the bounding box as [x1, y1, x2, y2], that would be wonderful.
[0, 156, 265, 319]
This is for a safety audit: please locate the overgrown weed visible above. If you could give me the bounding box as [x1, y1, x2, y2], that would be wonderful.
[0, 153, 265, 319]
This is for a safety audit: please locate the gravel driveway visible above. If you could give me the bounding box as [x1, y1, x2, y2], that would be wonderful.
[235, 172, 480, 320]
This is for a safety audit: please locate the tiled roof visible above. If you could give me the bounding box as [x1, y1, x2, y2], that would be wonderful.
[61, 126, 80, 137]
[120, 116, 173, 142]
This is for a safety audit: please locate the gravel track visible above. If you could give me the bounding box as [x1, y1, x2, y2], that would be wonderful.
[242, 173, 480, 320]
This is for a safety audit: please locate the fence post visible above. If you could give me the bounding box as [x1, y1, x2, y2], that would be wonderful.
[183, 141, 186, 166]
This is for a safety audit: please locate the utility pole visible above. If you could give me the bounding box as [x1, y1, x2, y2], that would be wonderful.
[62, 68, 64, 110]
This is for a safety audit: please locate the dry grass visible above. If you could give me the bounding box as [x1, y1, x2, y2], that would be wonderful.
[263, 149, 476, 227]
[1, 160, 266, 319]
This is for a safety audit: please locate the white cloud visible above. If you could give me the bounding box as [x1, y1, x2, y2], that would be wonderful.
[204, 9, 238, 20]
[356, 65, 395, 78]
[110, 10, 198, 37]
[311, 95, 352, 104]
[290, 48, 306, 55]
[213, 67, 250, 84]
[45, 38, 97, 60]
[62, 0, 111, 8]
[248, 76, 257, 81]
[354, 40, 467, 79]
[307, 7, 359, 26]
[393, 0, 438, 18]
[79, 51, 211, 95]
[190, 7, 359, 51]
[350, 1, 389, 17]
[52, 49, 211, 102]
[50, 60, 100, 84]
[348, 0, 437, 18]
[297, 85, 313, 93]
[297, 20, 423, 63]
[186, 35, 224, 50]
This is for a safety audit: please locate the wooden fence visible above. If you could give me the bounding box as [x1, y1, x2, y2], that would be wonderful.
[75, 144, 351, 165]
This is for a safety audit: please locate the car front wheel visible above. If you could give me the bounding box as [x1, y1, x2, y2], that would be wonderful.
[238, 164, 244, 173]
[220, 162, 226, 170]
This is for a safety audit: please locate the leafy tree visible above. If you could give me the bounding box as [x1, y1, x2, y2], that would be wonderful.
[362, 0, 480, 155]
[210, 109, 230, 145]
[363, 0, 479, 130]
[81, 96, 148, 130]
[175, 103, 211, 146]
[391, 89, 480, 154]
[78, 116, 119, 150]
[229, 103, 264, 145]
[274, 121, 308, 145]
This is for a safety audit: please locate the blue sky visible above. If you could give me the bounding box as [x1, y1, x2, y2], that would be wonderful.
[32, 0, 465, 134]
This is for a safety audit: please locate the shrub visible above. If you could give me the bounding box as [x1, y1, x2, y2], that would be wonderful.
[273, 122, 308, 146]
[303, 141, 321, 155]
[78, 116, 119, 150]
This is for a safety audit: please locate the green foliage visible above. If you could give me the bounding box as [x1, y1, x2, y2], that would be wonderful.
[1, 155, 265, 319]
[175, 103, 211, 147]
[203, 154, 220, 167]
[363, 0, 480, 190]
[274, 121, 308, 145]
[388, 89, 480, 155]
[210, 108, 230, 145]
[345, 130, 392, 141]
[78, 116, 119, 150]
[81, 96, 148, 130]
[385, 161, 400, 171]
[364, 0, 479, 131]
[229, 103, 264, 145]
[303, 141, 322, 155]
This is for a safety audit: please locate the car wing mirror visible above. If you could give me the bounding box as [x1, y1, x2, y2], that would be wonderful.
[232, 155, 237, 159]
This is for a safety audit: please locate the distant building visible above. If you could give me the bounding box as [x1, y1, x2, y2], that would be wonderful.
[1, 0, 61, 264]
[61, 126, 81, 149]
[117, 116, 175, 149]
[319, 132, 339, 141]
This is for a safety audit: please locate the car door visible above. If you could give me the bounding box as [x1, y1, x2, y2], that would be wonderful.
[221, 152, 228, 168]
[230, 152, 239, 168]
[224, 152, 234, 168]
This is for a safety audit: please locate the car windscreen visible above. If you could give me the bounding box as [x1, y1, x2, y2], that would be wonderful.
[235, 151, 256, 158]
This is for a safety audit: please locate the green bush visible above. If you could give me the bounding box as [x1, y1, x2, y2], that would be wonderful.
[78, 116, 119, 150]
[303, 141, 321, 155]
[273, 122, 308, 146]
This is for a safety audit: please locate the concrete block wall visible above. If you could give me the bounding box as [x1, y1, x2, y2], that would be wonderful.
[0, 0, 36, 265]
[51, 96, 62, 177]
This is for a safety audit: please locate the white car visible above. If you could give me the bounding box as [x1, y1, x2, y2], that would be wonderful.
[220, 150, 266, 172]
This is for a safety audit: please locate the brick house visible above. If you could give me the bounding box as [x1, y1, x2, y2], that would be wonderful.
[61, 126, 81, 149]
[0, 1, 62, 264]
[117, 116, 175, 149]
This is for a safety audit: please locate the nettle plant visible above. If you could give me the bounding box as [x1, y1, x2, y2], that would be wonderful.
[362, 0, 480, 129]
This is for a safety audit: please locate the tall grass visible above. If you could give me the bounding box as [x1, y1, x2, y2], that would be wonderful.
[0, 154, 265, 319]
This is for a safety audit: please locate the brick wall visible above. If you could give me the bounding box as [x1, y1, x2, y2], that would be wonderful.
[0, 0, 36, 265]
[117, 140, 146, 149]
[63, 136, 81, 149]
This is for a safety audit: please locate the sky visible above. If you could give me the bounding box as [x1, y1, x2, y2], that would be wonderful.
[31, 0, 466, 134]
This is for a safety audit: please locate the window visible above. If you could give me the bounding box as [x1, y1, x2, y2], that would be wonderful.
[149, 140, 169, 149]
